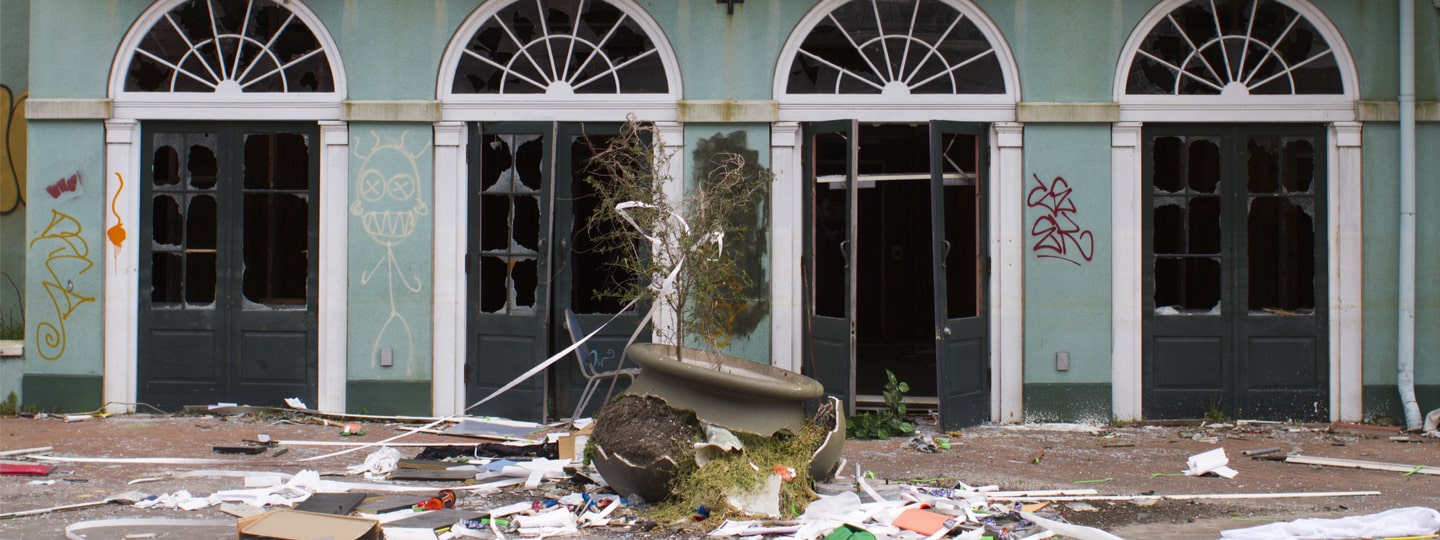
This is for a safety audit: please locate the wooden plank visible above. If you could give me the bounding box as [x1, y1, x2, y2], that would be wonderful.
[0, 446, 54, 457]
[1284, 455, 1440, 475]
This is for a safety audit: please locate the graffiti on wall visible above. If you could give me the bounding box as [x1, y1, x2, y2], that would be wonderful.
[45, 172, 83, 203]
[351, 130, 430, 371]
[1026, 173, 1094, 266]
[107, 173, 127, 251]
[29, 209, 95, 360]
[1, 85, 26, 214]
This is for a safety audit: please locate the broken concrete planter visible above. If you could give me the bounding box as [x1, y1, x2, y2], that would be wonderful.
[623, 342, 826, 436]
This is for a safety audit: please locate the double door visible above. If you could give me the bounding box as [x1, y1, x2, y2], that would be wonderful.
[466, 122, 644, 421]
[805, 121, 989, 430]
[138, 123, 319, 408]
[1143, 124, 1328, 420]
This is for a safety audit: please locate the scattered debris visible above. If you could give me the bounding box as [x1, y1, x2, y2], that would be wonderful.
[0, 463, 54, 476]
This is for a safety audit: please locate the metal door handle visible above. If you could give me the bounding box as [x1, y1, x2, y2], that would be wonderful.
[839, 240, 850, 268]
[940, 240, 951, 268]
[942, 326, 952, 337]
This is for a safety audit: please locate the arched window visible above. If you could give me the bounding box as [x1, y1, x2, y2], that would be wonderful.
[1124, 0, 1343, 96]
[122, 0, 335, 94]
[774, 0, 1017, 122]
[785, 0, 1004, 95]
[450, 0, 667, 95]
[438, 0, 680, 121]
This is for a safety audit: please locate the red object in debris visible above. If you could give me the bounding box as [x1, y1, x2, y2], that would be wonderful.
[0, 464, 55, 476]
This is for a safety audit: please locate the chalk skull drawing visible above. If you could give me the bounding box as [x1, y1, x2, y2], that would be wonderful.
[351, 130, 430, 371]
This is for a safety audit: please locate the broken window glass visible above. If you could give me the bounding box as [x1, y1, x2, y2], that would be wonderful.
[479, 133, 546, 315]
[125, 0, 334, 94]
[1152, 136, 1223, 314]
[452, 0, 666, 95]
[1126, 0, 1342, 96]
[152, 132, 220, 309]
[1247, 134, 1316, 315]
[570, 134, 634, 314]
[240, 132, 311, 307]
[787, 0, 1004, 95]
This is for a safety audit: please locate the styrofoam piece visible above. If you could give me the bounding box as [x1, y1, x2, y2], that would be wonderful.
[1183, 447, 1238, 478]
[1220, 506, 1440, 539]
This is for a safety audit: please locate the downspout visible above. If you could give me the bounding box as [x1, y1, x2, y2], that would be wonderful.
[1398, 0, 1423, 430]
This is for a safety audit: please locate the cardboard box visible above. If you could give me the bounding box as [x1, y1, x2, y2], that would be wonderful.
[557, 424, 594, 462]
[236, 509, 381, 540]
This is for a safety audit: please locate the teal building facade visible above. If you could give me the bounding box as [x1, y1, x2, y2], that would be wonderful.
[2, 0, 1438, 427]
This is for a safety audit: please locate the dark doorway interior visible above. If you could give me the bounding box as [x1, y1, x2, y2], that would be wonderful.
[852, 125, 938, 399]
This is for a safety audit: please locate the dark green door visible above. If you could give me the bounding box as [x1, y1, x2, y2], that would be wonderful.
[468, 123, 554, 421]
[804, 120, 858, 413]
[930, 121, 989, 429]
[1143, 124, 1328, 421]
[138, 123, 319, 409]
[467, 122, 643, 421]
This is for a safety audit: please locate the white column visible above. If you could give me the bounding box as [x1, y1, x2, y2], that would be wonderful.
[1330, 121, 1363, 422]
[103, 120, 140, 415]
[770, 123, 803, 372]
[991, 122, 1024, 423]
[432, 122, 468, 416]
[1110, 122, 1143, 421]
[652, 122, 686, 344]
[318, 121, 349, 413]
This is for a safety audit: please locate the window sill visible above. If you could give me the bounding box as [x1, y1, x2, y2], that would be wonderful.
[0, 340, 23, 358]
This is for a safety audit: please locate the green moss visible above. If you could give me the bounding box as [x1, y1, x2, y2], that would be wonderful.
[648, 423, 825, 524]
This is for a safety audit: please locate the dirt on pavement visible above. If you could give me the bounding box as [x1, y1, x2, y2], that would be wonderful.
[1, 410, 1437, 539]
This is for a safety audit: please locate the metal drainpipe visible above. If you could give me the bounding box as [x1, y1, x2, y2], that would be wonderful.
[1398, 0, 1422, 430]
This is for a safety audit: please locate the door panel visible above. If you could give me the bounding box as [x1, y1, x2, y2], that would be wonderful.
[467, 122, 646, 420]
[1143, 125, 1327, 420]
[804, 120, 857, 413]
[930, 121, 988, 429]
[139, 124, 318, 409]
[552, 123, 644, 417]
[468, 124, 553, 420]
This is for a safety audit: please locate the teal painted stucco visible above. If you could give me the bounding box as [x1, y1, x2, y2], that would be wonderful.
[347, 123, 434, 381]
[1024, 383, 1112, 423]
[27, 0, 137, 99]
[638, 1, 811, 101]
[1022, 124, 1113, 385]
[681, 123, 773, 363]
[22, 121, 104, 376]
[1363, 123, 1440, 392]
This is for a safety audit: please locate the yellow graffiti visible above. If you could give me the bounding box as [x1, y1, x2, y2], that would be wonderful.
[29, 210, 96, 360]
[1, 85, 27, 214]
[107, 172, 127, 250]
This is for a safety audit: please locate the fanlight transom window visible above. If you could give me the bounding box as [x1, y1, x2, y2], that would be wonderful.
[1126, 0, 1342, 96]
[124, 0, 334, 93]
[451, 0, 668, 95]
[786, 0, 1004, 95]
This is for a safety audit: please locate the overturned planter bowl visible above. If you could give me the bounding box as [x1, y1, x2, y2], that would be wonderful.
[624, 342, 826, 436]
[590, 443, 678, 504]
[809, 395, 846, 481]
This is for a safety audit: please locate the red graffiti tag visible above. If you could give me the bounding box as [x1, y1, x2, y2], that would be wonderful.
[46, 173, 80, 199]
[1026, 174, 1094, 266]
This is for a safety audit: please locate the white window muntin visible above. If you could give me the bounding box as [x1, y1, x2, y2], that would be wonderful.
[108, 0, 345, 120]
[437, 0, 681, 122]
[1114, 0, 1358, 123]
[774, 0, 1019, 123]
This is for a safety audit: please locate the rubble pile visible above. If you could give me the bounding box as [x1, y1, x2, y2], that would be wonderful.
[3, 406, 1440, 539]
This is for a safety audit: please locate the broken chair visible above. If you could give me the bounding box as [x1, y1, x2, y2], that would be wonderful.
[565, 309, 640, 421]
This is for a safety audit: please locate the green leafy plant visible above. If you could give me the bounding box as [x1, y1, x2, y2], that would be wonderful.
[846, 370, 916, 439]
[0, 392, 17, 416]
[582, 118, 772, 356]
